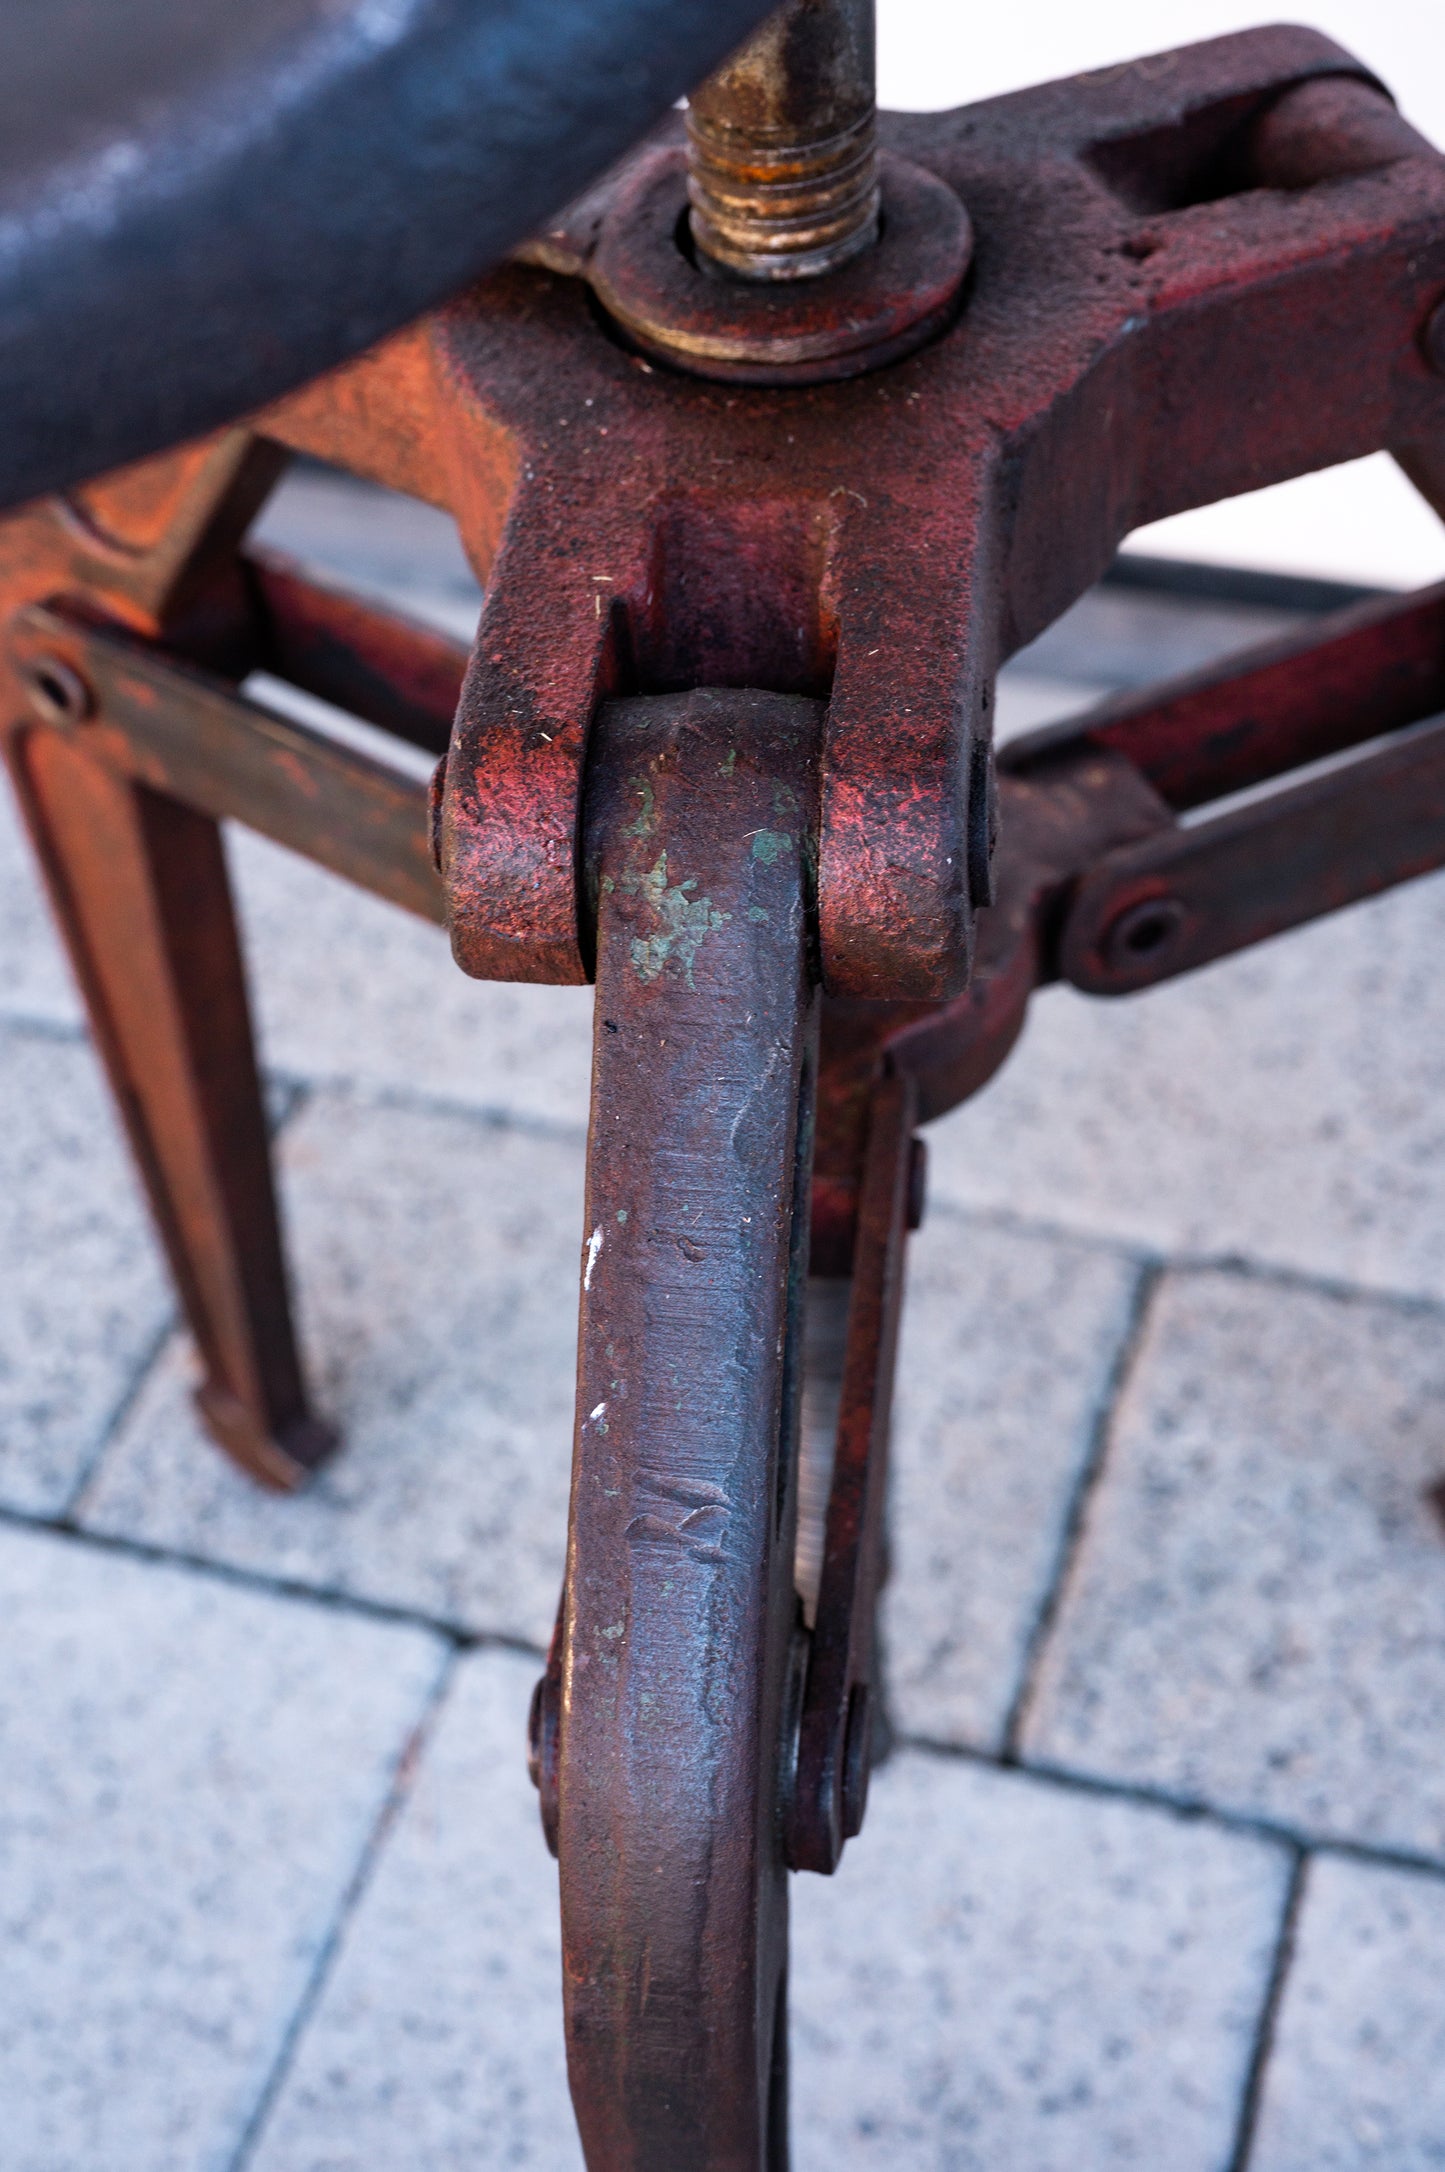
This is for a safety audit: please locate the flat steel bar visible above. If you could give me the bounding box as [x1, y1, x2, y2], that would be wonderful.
[13, 602, 443, 923]
[789, 1068, 914, 1873]
[1007, 581, 1445, 812]
[6, 730, 333, 1487]
[244, 545, 468, 755]
[1061, 711, 1445, 993]
[560, 686, 822, 2170]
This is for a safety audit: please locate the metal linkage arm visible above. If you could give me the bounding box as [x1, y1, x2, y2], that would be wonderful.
[1014, 580, 1445, 995]
[410, 26, 1445, 1008]
[807, 580, 1445, 1240]
[5, 571, 459, 924]
[557, 686, 822, 2169]
[789, 1069, 916, 1875]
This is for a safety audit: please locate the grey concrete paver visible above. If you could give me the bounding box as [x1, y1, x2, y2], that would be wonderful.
[79, 1087, 584, 1646]
[251, 1650, 1288, 2172]
[0, 784, 81, 1029]
[229, 827, 594, 1133]
[7, 475, 1443, 2164]
[1249, 1853, 1445, 2172]
[250, 463, 482, 641]
[926, 869, 1445, 1303]
[249, 1647, 580, 2172]
[0, 778, 594, 1135]
[0, 1026, 171, 1515]
[1023, 1269, 1445, 1860]
[791, 1749, 1290, 2172]
[1010, 583, 1299, 690]
[884, 1209, 1140, 1751]
[77, 1079, 1141, 1747]
[0, 1518, 445, 2172]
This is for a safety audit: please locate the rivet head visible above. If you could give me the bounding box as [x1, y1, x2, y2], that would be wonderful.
[19, 652, 92, 726]
[1101, 894, 1186, 975]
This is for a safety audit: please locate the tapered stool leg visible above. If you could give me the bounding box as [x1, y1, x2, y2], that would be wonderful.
[8, 724, 334, 1489]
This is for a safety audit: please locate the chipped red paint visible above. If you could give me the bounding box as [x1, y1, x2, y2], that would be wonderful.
[278, 25, 1445, 1001]
[5, 23, 1445, 2166]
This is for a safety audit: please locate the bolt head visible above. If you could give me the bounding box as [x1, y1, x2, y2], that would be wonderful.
[19, 652, 92, 726]
[1101, 893, 1186, 976]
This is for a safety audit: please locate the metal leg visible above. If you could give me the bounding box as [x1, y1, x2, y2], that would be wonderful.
[550, 687, 822, 2169]
[7, 724, 334, 1490]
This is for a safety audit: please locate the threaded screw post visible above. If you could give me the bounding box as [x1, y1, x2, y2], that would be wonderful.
[686, 0, 880, 282]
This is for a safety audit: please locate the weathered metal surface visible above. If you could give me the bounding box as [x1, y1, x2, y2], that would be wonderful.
[1061, 710, 1445, 992]
[1249, 73, 1434, 188]
[789, 1069, 915, 1874]
[244, 545, 467, 756]
[605, 0, 974, 385]
[1013, 578, 1445, 807]
[10, 602, 443, 925]
[362, 27, 1445, 1003]
[0, 0, 780, 511]
[559, 686, 821, 2169]
[808, 577, 1445, 1262]
[5, 21, 1445, 2169]
[6, 728, 332, 1489]
[589, 143, 973, 384]
[0, 439, 348, 1486]
[809, 751, 1173, 1271]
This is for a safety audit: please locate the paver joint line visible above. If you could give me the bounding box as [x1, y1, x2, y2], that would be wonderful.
[1224, 1852, 1309, 2172]
[908, 1733, 1445, 1892]
[224, 1649, 462, 2172]
[0, 1499, 549, 1658]
[56, 1312, 179, 1524]
[1000, 1259, 1164, 1760]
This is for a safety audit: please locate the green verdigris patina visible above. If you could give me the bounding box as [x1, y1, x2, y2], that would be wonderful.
[623, 850, 731, 987]
[609, 769, 797, 987]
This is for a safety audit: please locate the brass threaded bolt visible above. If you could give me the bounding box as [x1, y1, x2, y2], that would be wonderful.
[686, 0, 880, 282]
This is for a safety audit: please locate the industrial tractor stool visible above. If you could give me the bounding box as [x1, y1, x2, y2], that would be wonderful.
[7, 7, 1445, 2164]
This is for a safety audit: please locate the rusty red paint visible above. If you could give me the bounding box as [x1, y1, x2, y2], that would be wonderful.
[790, 1069, 915, 1874]
[561, 687, 820, 2165]
[320, 26, 1445, 1001]
[3, 22, 1445, 2166]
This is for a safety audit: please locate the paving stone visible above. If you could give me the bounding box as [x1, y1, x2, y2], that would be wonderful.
[1249, 1853, 1445, 2172]
[0, 780, 81, 1029]
[1009, 582, 1299, 692]
[252, 1657, 1285, 2172]
[993, 671, 1101, 740]
[80, 1087, 583, 1645]
[0, 769, 593, 1133]
[228, 826, 594, 1132]
[1023, 1270, 1445, 1859]
[0, 1519, 445, 2172]
[925, 869, 1445, 1304]
[883, 1209, 1140, 1751]
[251, 461, 483, 641]
[0, 1026, 171, 1516]
[250, 1646, 581, 2172]
[791, 1748, 1289, 2172]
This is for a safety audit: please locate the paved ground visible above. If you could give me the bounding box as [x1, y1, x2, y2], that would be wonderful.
[4, 467, 1445, 2169]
